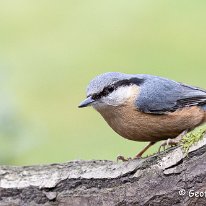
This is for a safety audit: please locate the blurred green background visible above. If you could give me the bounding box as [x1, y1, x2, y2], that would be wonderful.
[0, 1, 206, 165]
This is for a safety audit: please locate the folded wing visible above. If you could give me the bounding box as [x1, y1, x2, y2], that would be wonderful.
[135, 75, 206, 114]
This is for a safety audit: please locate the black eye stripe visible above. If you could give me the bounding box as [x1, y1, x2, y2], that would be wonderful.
[92, 85, 115, 100]
[92, 77, 144, 100]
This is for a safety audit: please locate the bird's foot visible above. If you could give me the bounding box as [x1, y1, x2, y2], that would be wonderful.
[116, 155, 132, 162]
[158, 138, 177, 153]
[117, 155, 142, 162]
[158, 130, 188, 153]
[117, 142, 156, 162]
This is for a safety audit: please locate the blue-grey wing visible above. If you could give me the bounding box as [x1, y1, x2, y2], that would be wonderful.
[135, 75, 206, 114]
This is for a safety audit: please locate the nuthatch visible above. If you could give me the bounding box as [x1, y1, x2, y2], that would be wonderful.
[79, 72, 206, 160]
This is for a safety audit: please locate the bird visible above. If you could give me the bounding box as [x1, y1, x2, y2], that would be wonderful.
[78, 72, 206, 161]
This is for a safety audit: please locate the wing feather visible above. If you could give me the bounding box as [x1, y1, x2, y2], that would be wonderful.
[135, 75, 206, 114]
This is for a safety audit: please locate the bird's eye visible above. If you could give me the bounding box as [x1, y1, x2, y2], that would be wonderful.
[107, 86, 114, 93]
[105, 85, 115, 94]
[92, 85, 115, 100]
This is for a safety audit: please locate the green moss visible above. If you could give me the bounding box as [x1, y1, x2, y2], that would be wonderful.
[180, 125, 206, 154]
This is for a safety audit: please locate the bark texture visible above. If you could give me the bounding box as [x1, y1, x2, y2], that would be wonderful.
[0, 136, 206, 206]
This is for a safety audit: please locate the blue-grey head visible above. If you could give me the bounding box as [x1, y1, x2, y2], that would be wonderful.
[78, 72, 144, 110]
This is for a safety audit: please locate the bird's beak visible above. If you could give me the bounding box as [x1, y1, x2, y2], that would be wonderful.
[78, 96, 95, 108]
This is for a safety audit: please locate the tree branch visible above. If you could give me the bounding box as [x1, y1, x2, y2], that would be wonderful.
[0, 136, 206, 206]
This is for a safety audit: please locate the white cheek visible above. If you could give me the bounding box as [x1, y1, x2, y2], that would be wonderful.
[102, 86, 135, 106]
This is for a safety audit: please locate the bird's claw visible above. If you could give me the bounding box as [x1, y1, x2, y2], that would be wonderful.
[158, 130, 188, 153]
[116, 155, 132, 162]
[158, 138, 178, 153]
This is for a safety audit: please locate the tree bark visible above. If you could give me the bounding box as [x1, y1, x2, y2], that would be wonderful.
[0, 136, 206, 206]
